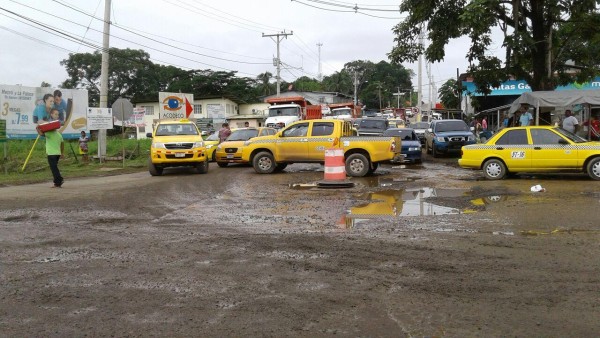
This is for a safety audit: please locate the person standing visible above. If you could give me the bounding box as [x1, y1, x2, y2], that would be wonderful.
[583, 115, 600, 141]
[218, 122, 231, 143]
[244, 121, 250, 127]
[518, 105, 533, 126]
[37, 108, 64, 188]
[79, 131, 90, 162]
[481, 117, 488, 131]
[562, 109, 579, 134]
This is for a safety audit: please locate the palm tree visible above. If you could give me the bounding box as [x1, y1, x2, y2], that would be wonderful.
[257, 72, 273, 96]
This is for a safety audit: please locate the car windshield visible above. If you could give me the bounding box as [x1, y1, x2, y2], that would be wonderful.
[205, 133, 219, 141]
[332, 108, 351, 116]
[226, 129, 259, 141]
[155, 123, 198, 136]
[412, 122, 429, 129]
[359, 119, 387, 129]
[554, 127, 588, 143]
[268, 107, 300, 117]
[434, 121, 469, 132]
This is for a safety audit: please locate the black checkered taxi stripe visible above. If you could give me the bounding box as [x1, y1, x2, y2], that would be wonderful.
[465, 144, 600, 150]
[248, 137, 396, 145]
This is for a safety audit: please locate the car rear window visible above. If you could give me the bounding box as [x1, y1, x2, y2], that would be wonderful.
[496, 129, 528, 145]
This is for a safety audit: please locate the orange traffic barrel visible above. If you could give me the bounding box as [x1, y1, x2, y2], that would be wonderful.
[323, 148, 346, 181]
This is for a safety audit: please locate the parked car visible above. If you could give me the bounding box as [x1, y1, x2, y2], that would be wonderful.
[215, 127, 277, 167]
[357, 118, 389, 136]
[411, 122, 430, 144]
[383, 128, 422, 163]
[425, 119, 476, 157]
[459, 125, 600, 180]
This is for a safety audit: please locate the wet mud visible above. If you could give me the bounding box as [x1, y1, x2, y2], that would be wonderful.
[1, 156, 599, 336]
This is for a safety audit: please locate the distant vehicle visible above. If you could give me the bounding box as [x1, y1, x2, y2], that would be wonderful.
[264, 96, 322, 129]
[411, 122, 430, 145]
[383, 128, 422, 163]
[325, 107, 353, 120]
[357, 118, 389, 136]
[425, 119, 476, 157]
[363, 110, 378, 118]
[204, 132, 220, 161]
[459, 126, 600, 180]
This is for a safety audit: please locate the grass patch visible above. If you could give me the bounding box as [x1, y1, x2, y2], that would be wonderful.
[0, 137, 152, 187]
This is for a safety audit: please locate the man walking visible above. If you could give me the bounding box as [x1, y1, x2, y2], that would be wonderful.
[218, 122, 231, 143]
[38, 108, 65, 188]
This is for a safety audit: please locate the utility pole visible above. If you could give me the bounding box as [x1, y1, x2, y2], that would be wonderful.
[316, 42, 323, 81]
[98, 0, 111, 161]
[263, 31, 293, 97]
[417, 25, 423, 120]
[353, 71, 358, 106]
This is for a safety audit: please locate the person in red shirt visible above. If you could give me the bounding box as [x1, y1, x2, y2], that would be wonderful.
[583, 115, 600, 141]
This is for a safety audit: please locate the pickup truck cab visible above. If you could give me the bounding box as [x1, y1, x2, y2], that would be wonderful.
[241, 119, 402, 177]
[146, 119, 208, 176]
[357, 118, 389, 136]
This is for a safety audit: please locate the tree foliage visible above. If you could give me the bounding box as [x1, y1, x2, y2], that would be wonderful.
[439, 79, 460, 109]
[60, 48, 259, 106]
[389, 0, 600, 92]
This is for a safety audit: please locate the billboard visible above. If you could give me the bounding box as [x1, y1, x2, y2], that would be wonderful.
[0, 85, 89, 139]
[158, 92, 194, 119]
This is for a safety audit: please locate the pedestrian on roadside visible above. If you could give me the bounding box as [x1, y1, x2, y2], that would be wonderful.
[218, 122, 231, 143]
[482, 117, 488, 131]
[583, 115, 600, 141]
[518, 105, 533, 126]
[79, 130, 90, 162]
[562, 109, 579, 134]
[37, 108, 64, 188]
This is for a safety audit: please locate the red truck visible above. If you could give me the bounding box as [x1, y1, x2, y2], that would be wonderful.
[264, 96, 322, 129]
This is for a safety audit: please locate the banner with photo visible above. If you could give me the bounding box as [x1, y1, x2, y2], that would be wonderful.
[0, 85, 89, 140]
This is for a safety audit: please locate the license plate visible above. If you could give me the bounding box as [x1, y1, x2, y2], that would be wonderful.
[175, 153, 186, 158]
[227, 154, 234, 159]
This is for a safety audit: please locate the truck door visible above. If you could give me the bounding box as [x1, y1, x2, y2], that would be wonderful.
[308, 121, 336, 161]
[277, 122, 310, 161]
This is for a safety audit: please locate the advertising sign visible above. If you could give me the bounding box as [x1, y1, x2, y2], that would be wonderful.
[206, 103, 225, 119]
[0, 85, 89, 139]
[86, 107, 113, 130]
[126, 107, 146, 127]
[158, 92, 194, 119]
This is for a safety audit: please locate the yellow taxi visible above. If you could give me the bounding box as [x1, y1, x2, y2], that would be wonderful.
[215, 127, 277, 167]
[146, 119, 208, 176]
[459, 126, 600, 180]
[203, 132, 220, 161]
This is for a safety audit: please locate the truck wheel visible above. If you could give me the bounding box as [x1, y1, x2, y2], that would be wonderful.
[253, 151, 276, 174]
[148, 159, 163, 176]
[587, 157, 600, 180]
[217, 161, 229, 168]
[483, 159, 506, 180]
[195, 158, 209, 174]
[345, 153, 370, 177]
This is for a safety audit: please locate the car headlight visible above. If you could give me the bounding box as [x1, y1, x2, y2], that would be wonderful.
[408, 147, 420, 151]
[467, 135, 475, 141]
[152, 142, 165, 149]
[243, 140, 251, 146]
[217, 144, 222, 150]
[206, 144, 214, 149]
[193, 141, 204, 148]
[435, 136, 445, 142]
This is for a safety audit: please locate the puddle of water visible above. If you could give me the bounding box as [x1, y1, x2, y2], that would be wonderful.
[342, 188, 470, 228]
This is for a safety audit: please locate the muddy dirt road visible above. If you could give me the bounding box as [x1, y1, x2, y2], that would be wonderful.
[1, 156, 599, 336]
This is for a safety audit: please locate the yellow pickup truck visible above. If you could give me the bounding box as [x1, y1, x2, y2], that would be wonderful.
[241, 119, 402, 177]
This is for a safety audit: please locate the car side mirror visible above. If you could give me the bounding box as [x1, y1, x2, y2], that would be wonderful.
[470, 126, 475, 132]
[427, 128, 433, 133]
[146, 133, 152, 138]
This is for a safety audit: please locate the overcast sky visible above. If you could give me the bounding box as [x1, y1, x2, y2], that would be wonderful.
[0, 0, 487, 102]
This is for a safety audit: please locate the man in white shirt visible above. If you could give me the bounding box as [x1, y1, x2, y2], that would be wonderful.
[562, 110, 579, 134]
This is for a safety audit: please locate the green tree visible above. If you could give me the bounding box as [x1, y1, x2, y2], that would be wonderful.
[256, 72, 274, 96]
[321, 70, 352, 94]
[292, 76, 322, 92]
[40, 81, 52, 87]
[389, 0, 600, 92]
[439, 79, 460, 109]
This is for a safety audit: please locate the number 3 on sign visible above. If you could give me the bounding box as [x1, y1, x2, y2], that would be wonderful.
[511, 151, 525, 159]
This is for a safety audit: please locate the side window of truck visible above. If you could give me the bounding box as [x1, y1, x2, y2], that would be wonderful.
[311, 122, 334, 136]
[282, 123, 309, 137]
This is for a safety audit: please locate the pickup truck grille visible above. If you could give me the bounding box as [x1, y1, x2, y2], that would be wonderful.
[225, 148, 238, 153]
[165, 142, 194, 150]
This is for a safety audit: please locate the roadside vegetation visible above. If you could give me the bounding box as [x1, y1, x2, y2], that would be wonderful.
[0, 137, 151, 187]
